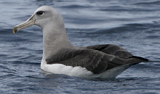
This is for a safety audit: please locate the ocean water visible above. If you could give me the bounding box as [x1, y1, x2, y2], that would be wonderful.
[1, 0, 160, 94]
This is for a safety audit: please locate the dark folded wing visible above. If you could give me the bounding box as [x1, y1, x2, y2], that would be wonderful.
[45, 48, 148, 74]
[86, 44, 134, 58]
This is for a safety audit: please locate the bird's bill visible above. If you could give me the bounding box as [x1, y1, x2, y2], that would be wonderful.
[13, 15, 35, 33]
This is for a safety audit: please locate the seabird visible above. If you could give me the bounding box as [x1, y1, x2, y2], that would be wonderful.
[13, 6, 148, 79]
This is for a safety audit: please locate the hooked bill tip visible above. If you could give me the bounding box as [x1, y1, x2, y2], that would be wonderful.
[13, 27, 18, 34]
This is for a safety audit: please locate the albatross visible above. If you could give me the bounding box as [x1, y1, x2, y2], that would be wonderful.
[13, 6, 148, 79]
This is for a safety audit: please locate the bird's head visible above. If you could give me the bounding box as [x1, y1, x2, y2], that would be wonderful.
[13, 6, 63, 33]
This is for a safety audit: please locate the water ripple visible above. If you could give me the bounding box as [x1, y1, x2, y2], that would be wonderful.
[1, 0, 160, 94]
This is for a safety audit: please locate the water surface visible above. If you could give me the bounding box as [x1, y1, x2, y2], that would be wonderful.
[0, 0, 160, 94]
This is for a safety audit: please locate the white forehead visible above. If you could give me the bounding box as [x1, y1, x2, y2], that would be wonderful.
[34, 6, 57, 13]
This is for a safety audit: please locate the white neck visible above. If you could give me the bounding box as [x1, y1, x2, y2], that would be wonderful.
[42, 21, 74, 59]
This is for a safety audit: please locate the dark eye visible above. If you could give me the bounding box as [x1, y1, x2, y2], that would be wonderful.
[36, 11, 44, 16]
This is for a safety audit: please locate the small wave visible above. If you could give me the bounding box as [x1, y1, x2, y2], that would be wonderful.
[61, 4, 92, 9]
[134, 1, 160, 5]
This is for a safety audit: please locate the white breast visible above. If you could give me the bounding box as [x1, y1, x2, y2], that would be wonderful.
[41, 59, 130, 79]
[41, 59, 93, 78]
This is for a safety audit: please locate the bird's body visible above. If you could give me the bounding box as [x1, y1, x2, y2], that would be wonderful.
[13, 6, 148, 79]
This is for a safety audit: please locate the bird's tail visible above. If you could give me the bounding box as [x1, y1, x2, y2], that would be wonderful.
[129, 56, 160, 66]
[132, 56, 149, 62]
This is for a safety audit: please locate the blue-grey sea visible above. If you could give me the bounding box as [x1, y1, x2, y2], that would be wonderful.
[1, 0, 160, 94]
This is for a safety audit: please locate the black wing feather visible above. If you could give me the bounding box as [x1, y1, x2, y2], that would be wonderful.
[46, 49, 111, 74]
[45, 46, 148, 74]
[86, 44, 133, 58]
